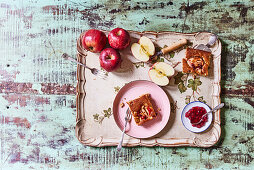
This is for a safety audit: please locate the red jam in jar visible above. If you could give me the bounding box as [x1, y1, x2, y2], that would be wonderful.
[185, 106, 208, 128]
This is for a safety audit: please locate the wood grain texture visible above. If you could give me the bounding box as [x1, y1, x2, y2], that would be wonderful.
[0, 0, 253, 169]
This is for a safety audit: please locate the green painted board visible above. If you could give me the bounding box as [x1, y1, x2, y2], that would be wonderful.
[0, 0, 253, 169]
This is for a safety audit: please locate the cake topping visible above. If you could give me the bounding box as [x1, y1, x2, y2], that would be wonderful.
[126, 94, 157, 126]
[182, 48, 211, 76]
[120, 102, 125, 108]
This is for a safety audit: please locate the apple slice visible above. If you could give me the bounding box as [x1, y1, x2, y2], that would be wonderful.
[131, 36, 155, 62]
[149, 62, 175, 86]
[131, 43, 150, 62]
[139, 36, 155, 56]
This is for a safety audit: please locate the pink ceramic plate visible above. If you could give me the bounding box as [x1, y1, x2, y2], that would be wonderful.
[113, 80, 171, 139]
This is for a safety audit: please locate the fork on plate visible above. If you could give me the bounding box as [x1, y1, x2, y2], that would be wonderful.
[62, 53, 107, 80]
[117, 108, 132, 152]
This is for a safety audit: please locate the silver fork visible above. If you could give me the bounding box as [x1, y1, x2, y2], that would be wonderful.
[192, 103, 224, 125]
[117, 108, 132, 152]
[62, 53, 107, 80]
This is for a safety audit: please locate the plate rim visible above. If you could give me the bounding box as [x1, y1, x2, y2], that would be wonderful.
[113, 80, 171, 139]
[181, 101, 213, 133]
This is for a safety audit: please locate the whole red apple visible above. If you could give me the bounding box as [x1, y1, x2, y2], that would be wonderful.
[99, 48, 121, 72]
[108, 28, 130, 49]
[82, 29, 107, 53]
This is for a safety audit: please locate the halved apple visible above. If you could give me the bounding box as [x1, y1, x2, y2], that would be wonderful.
[131, 36, 155, 62]
[139, 36, 155, 56]
[149, 62, 175, 86]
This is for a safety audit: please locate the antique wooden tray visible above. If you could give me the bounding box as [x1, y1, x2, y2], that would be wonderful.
[75, 31, 221, 147]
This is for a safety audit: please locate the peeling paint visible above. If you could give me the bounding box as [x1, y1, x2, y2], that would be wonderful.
[0, 0, 253, 169]
[40, 83, 75, 95]
[0, 82, 38, 94]
[0, 116, 31, 128]
[3, 94, 50, 107]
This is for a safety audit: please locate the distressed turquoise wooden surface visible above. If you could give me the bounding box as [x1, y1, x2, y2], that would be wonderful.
[0, 0, 253, 169]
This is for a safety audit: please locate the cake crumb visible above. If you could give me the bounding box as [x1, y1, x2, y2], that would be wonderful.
[120, 102, 125, 108]
[158, 108, 161, 111]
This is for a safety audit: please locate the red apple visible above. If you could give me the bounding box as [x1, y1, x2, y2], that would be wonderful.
[82, 29, 107, 53]
[99, 48, 121, 72]
[108, 28, 130, 49]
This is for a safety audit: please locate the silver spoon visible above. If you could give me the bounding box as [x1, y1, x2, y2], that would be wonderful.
[194, 34, 218, 52]
[192, 103, 224, 125]
[117, 108, 132, 152]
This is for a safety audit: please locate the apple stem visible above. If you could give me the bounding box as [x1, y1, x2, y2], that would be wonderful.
[116, 31, 121, 36]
